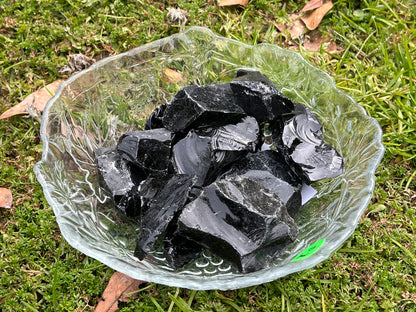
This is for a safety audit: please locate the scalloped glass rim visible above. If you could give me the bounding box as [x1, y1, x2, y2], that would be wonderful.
[34, 27, 384, 290]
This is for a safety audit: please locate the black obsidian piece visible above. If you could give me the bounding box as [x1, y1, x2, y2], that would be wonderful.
[162, 84, 246, 132]
[145, 104, 166, 130]
[220, 150, 302, 217]
[94, 70, 344, 274]
[117, 128, 172, 174]
[178, 175, 298, 273]
[134, 174, 199, 260]
[172, 116, 261, 186]
[94, 147, 144, 217]
[230, 71, 294, 123]
[163, 221, 203, 269]
[271, 103, 344, 183]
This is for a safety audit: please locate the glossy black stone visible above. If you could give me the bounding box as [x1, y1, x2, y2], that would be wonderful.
[271, 103, 344, 183]
[209, 116, 260, 153]
[221, 150, 302, 187]
[171, 130, 212, 186]
[94, 147, 144, 217]
[220, 150, 302, 217]
[163, 221, 203, 269]
[145, 104, 166, 130]
[178, 175, 298, 273]
[172, 116, 261, 186]
[117, 128, 172, 173]
[162, 84, 246, 132]
[230, 70, 294, 123]
[134, 174, 199, 260]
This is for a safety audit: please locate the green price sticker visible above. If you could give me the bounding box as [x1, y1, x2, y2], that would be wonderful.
[291, 239, 325, 262]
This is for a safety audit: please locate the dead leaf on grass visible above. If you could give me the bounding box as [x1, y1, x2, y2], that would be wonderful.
[218, 0, 248, 7]
[303, 31, 340, 53]
[94, 272, 144, 312]
[288, 14, 306, 39]
[163, 67, 187, 84]
[0, 80, 63, 120]
[303, 30, 340, 55]
[301, 1, 334, 30]
[300, 0, 323, 13]
[0, 188, 12, 209]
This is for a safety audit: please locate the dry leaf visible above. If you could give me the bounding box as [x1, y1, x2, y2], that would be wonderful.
[301, 1, 333, 30]
[0, 188, 12, 208]
[300, 0, 323, 13]
[0, 80, 63, 120]
[218, 0, 248, 7]
[303, 30, 324, 51]
[287, 14, 306, 39]
[94, 272, 144, 312]
[303, 31, 340, 55]
[289, 19, 306, 39]
[163, 68, 187, 84]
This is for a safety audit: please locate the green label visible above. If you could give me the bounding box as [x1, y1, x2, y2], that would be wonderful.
[291, 239, 325, 262]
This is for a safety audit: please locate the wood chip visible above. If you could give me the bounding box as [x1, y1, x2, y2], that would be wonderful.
[94, 272, 144, 312]
[301, 1, 333, 30]
[218, 0, 248, 7]
[0, 80, 64, 119]
[0, 188, 12, 208]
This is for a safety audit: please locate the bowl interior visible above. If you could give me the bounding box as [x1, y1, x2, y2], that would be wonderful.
[34, 27, 384, 290]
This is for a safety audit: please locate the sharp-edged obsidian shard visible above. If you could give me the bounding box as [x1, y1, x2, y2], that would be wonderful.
[117, 128, 172, 173]
[162, 84, 246, 132]
[209, 116, 261, 153]
[221, 150, 302, 217]
[271, 103, 344, 183]
[163, 221, 203, 269]
[145, 104, 166, 130]
[230, 70, 294, 123]
[222, 150, 302, 187]
[171, 130, 212, 186]
[94, 147, 144, 217]
[172, 116, 261, 186]
[178, 175, 298, 273]
[134, 174, 199, 260]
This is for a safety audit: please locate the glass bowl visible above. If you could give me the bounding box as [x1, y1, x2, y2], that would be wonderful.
[34, 27, 384, 290]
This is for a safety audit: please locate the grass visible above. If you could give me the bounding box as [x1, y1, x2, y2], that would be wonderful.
[1, 0, 415, 311]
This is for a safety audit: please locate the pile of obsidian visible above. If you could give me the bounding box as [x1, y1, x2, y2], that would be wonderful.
[95, 70, 344, 273]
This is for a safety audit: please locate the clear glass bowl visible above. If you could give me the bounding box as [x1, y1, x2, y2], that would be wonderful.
[34, 27, 384, 290]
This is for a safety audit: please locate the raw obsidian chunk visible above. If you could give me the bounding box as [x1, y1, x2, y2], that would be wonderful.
[239, 170, 301, 218]
[233, 69, 279, 89]
[172, 130, 212, 186]
[117, 128, 172, 173]
[145, 104, 166, 130]
[94, 147, 144, 217]
[230, 70, 294, 123]
[178, 175, 298, 273]
[163, 221, 203, 269]
[162, 84, 246, 132]
[271, 103, 344, 183]
[134, 174, 198, 260]
[221, 150, 302, 217]
[209, 116, 260, 153]
[172, 116, 261, 186]
[222, 150, 302, 187]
